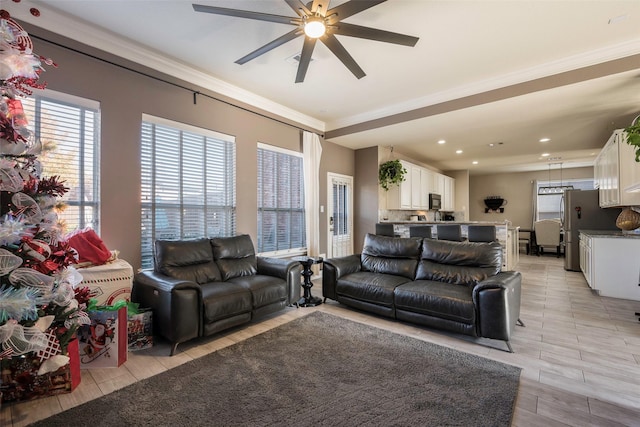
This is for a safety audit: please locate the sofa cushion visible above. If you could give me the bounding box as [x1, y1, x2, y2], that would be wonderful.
[228, 275, 287, 309]
[200, 281, 252, 323]
[155, 238, 221, 284]
[360, 233, 421, 280]
[336, 271, 410, 306]
[415, 240, 502, 285]
[211, 235, 258, 281]
[395, 280, 475, 325]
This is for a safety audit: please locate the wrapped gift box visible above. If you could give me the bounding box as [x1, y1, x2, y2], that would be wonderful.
[78, 258, 134, 305]
[0, 338, 81, 403]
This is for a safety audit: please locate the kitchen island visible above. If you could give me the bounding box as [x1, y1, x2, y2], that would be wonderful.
[379, 221, 519, 271]
[579, 230, 640, 301]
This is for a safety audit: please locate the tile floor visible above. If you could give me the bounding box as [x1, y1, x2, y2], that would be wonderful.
[2, 254, 640, 426]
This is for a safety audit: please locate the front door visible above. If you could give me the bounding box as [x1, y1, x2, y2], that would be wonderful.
[327, 173, 354, 258]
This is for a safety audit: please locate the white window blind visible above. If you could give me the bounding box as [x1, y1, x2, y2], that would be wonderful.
[21, 91, 101, 232]
[140, 116, 236, 268]
[257, 143, 305, 255]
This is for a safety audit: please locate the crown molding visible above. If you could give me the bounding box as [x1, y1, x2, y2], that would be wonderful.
[10, 4, 326, 132]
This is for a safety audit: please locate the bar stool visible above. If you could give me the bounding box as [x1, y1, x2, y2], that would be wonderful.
[467, 225, 497, 242]
[409, 225, 433, 238]
[375, 223, 398, 237]
[436, 224, 464, 241]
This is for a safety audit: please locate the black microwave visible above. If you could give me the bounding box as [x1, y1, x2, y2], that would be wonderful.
[429, 193, 441, 210]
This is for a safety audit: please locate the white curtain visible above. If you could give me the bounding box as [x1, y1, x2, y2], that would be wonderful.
[303, 131, 322, 261]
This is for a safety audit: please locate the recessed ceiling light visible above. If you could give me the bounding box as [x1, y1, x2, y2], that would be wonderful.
[437, 140, 446, 145]
[539, 138, 550, 143]
[541, 153, 550, 157]
[455, 150, 463, 154]
[472, 161, 478, 165]
[488, 143, 495, 147]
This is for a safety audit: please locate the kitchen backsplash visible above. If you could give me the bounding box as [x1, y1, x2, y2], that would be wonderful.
[379, 210, 463, 222]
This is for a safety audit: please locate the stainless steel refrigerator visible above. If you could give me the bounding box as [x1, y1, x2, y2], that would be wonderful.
[562, 189, 620, 271]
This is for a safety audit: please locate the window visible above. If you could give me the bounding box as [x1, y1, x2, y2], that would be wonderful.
[22, 90, 101, 232]
[257, 143, 305, 255]
[140, 115, 236, 268]
[536, 179, 594, 220]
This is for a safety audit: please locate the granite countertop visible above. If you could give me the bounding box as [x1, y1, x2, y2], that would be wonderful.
[579, 229, 640, 239]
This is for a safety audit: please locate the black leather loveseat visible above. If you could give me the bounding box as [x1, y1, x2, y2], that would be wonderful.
[322, 233, 523, 352]
[132, 235, 302, 355]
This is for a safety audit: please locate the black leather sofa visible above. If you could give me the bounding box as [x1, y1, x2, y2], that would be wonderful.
[132, 235, 302, 355]
[322, 233, 523, 352]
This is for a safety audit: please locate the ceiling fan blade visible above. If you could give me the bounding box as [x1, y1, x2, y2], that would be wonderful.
[236, 29, 303, 64]
[326, 0, 387, 25]
[283, 0, 311, 17]
[193, 4, 300, 26]
[332, 22, 419, 46]
[321, 34, 365, 79]
[310, 0, 328, 16]
[295, 37, 318, 83]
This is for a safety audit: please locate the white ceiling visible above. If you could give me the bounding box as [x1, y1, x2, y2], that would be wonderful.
[11, 0, 640, 174]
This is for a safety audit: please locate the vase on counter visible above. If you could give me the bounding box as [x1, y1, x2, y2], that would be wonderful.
[615, 207, 640, 231]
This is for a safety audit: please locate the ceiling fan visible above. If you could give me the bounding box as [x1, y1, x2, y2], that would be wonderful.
[192, 0, 419, 83]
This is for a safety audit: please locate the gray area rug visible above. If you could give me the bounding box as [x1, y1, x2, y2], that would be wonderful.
[31, 311, 521, 426]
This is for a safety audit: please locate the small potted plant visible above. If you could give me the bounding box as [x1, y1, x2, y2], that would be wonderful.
[378, 159, 407, 191]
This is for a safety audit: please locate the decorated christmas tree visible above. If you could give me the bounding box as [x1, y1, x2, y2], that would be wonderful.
[0, 10, 89, 377]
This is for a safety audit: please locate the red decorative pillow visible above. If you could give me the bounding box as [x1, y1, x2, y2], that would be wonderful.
[66, 229, 111, 266]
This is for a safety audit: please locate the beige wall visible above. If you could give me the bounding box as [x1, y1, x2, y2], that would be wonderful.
[468, 167, 594, 228]
[27, 23, 353, 270]
[354, 147, 380, 253]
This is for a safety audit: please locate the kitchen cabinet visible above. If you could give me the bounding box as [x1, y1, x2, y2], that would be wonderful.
[386, 160, 412, 209]
[385, 160, 454, 210]
[442, 175, 455, 211]
[579, 231, 640, 301]
[594, 130, 640, 207]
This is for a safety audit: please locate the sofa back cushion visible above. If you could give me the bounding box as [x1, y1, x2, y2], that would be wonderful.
[360, 233, 421, 279]
[155, 238, 221, 284]
[415, 239, 502, 285]
[211, 235, 258, 281]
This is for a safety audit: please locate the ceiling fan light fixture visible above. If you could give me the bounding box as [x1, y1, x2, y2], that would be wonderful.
[304, 17, 326, 38]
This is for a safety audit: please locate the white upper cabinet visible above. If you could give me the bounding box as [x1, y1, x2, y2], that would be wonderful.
[386, 160, 412, 209]
[385, 160, 454, 210]
[594, 130, 640, 207]
[442, 175, 455, 211]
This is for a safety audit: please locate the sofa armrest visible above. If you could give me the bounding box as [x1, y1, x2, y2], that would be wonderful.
[322, 254, 362, 301]
[257, 257, 303, 304]
[132, 270, 202, 347]
[472, 271, 522, 341]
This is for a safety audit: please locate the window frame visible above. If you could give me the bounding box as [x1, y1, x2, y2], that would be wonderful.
[257, 142, 306, 257]
[140, 114, 236, 269]
[22, 88, 101, 232]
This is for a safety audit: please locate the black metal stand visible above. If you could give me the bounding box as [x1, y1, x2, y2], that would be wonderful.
[293, 257, 323, 307]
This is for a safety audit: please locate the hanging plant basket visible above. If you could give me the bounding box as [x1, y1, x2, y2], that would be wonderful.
[625, 115, 640, 162]
[378, 159, 407, 191]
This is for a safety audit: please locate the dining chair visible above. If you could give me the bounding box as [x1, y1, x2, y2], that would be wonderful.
[467, 225, 497, 242]
[533, 219, 562, 257]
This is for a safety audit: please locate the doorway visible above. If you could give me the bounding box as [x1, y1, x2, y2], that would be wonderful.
[327, 173, 354, 258]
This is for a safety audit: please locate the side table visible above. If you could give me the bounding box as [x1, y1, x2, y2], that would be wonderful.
[292, 256, 323, 307]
